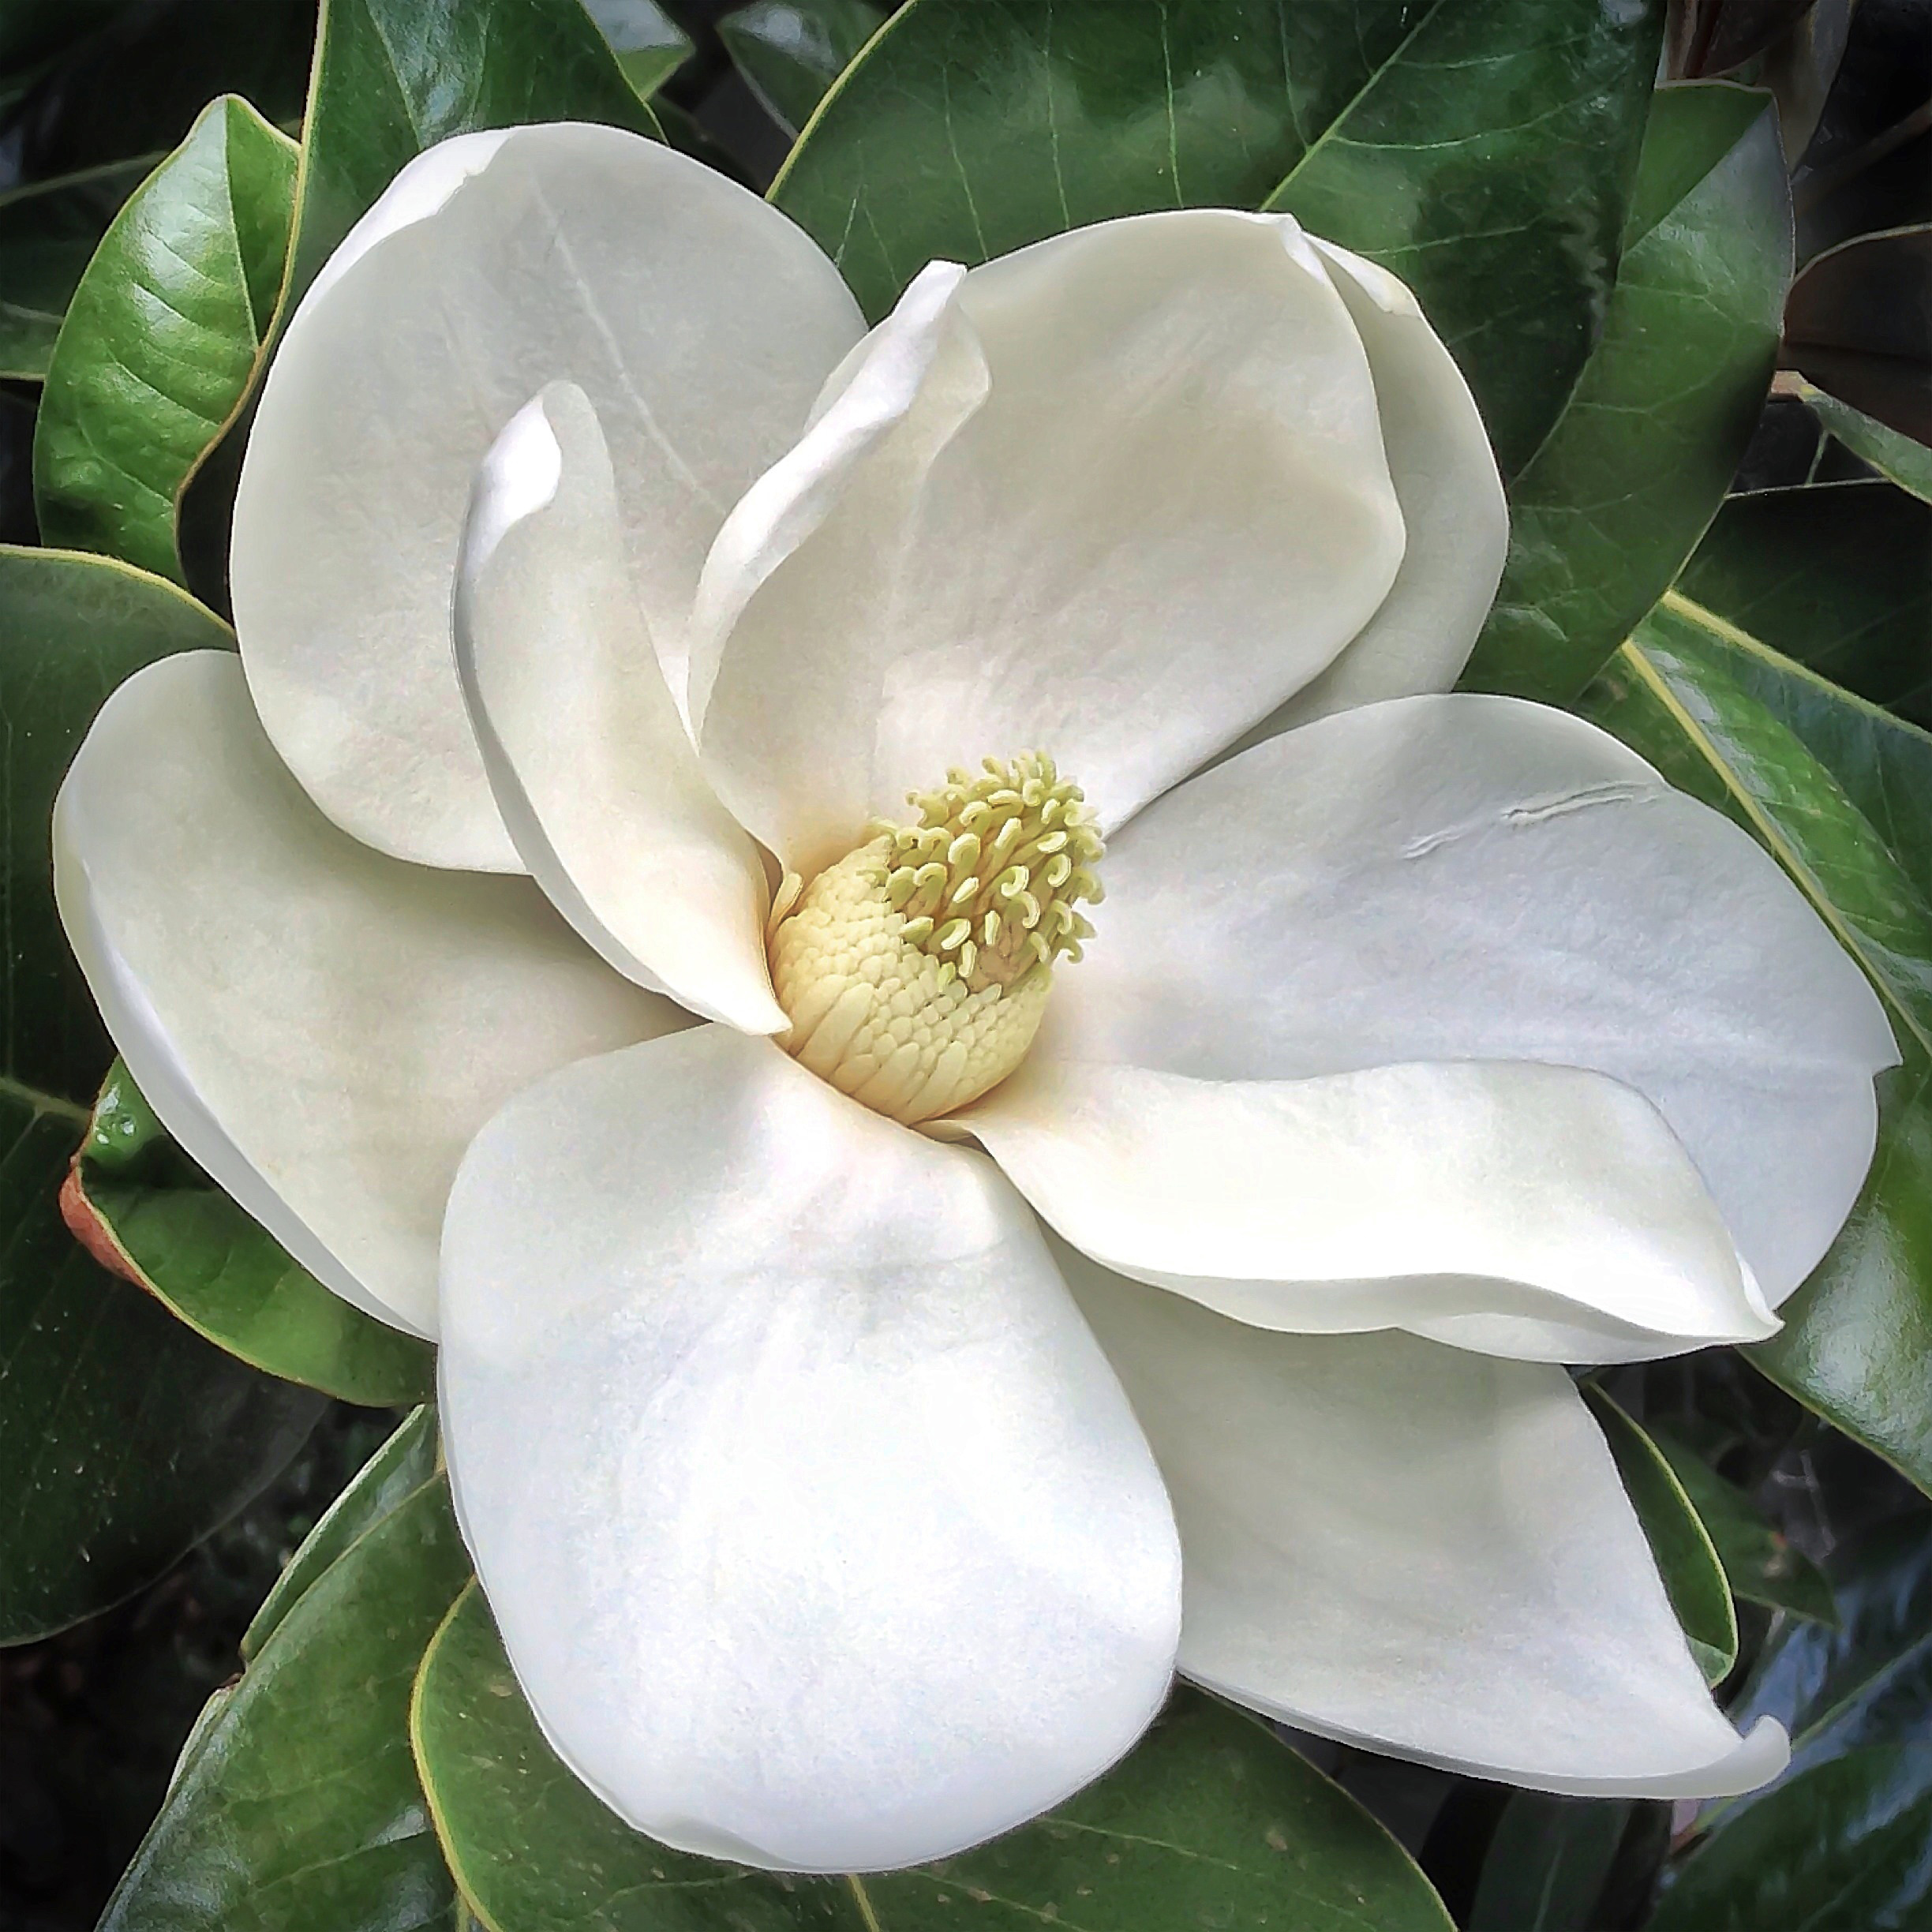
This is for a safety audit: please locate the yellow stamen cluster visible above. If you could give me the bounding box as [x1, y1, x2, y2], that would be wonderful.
[769, 754, 1104, 1124]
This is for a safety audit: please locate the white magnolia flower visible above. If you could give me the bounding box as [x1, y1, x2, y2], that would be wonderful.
[54, 123, 1893, 1874]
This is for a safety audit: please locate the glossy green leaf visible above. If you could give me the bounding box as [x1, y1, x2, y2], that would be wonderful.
[1649, 1746, 1932, 1930]
[1798, 380, 1932, 501]
[0, 1087, 324, 1644]
[1580, 601, 1932, 1492]
[0, 546, 232, 1106]
[1465, 83, 1786, 700]
[66, 1060, 435, 1406]
[720, 0, 885, 134]
[584, 0, 694, 97]
[1466, 1793, 1630, 1932]
[1676, 482, 1932, 730]
[414, 1581, 1454, 1931]
[1649, 1425, 1838, 1624]
[99, 1476, 470, 1931]
[242, 1406, 440, 1664]
[771, 0, 1660, 473]
[0, 155, 155, 381]
[1582, 1386, 1737, 1684]
[34, 95, 295, 586]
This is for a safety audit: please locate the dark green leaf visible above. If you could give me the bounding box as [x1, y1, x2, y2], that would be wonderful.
[1677, 482, 1932, 728]
[1797, 380, 1932, 500]
[99, 1477, 469, 1932]
[1785, 223, 1932, 444]
[66, 1060, 435, 1406]
[414, 1581, 1455, 1930]
[0, 546, 233, 1106]
[719, 0, 886, 135]
[1582, 1386, 1737, 1683]
[1579, 601, 1932, 1492]
[1649, 1746, 1932, 1930]
[0, 1088, 323, 1645]
[242, 1405, 440, 1663]
[0, 155, 156, 382]
[0, 0, 137, 73]
[1466, 1793, 1629, 1932]
[584, 0, 694, 98]
[772, 0, 1661, 470]
[35, 95, 296, 585]
[1463, 84, 1786, 701]
[1649, 1425, 1838, 1623]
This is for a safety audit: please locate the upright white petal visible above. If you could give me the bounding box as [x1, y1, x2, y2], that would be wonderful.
[53, 652, 675, 1338]
[232, 122, 863, 871]
[1046, 694, 1895, 1305]
[439, 1027, 1181, 1874]
[455, 384, 786, 1034]
[691, 209, 1406, 878]
[1069, 1259, 1788, 1797]
[955, 1058, 1773, 1361]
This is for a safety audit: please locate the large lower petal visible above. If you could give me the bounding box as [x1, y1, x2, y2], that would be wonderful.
[1069, 1259, 1788, 1798]
[437, 1025, 1181, 1873]
[956, 1058, 1773, 1362]
[691, 210, 1406, 878]
[53, 651, 673, 1338]
[231, 122, 863, 871]
[455, 383, 785, 1034]
[1046, 693, 1896, 1305]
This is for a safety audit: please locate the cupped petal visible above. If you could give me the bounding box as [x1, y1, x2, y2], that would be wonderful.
[691, 209, 1406, 878]
[953, 1058, 1773, 1362]
[53, 651, 674, 1338]
[455, 382, 786, 1034]
[1068, 1257, 1789, 1798]
[1046, 693, 1896, 1305]
[231, 122, 864, 871]
[1234, 240, 1510, 740]
[437, 1024, 1181, 1874]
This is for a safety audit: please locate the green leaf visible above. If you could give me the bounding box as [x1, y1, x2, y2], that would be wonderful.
[1648, 1746, 1932, 1930]
[1466, 1793, 1630, 1932]
[1676, 481, 1932, 731]
[0, 155, 157, 381]
[99, 1476, 470, 1932]
[242, 1405, 440, 1664]
[1649, 1426, 1838, 1624]
[1582, 1386, 1738, 1684]
[771, 0, 1661, 471]
[34, 95, 296, 586]
[1795, 380, 1932, 503]
[583, 0, 694, 98]
[1579, 601, 1932, 1492]
[64, 1059, 435, 1406]
[1786, 223, 1932, 446]
[1464, 83, 1787, 701]
[0, 1086, 324, 1643]
[719, 0, 886, 135]
[414, 1581, 1455, 1930]
[0, 545, 233, 1106]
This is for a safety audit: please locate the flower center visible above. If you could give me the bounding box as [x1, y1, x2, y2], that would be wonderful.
[769, 754, 1103, 1125]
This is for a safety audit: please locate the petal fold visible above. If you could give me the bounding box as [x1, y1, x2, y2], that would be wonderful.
[1069, 1260, 1789, 1798]
[455, 383, 786, 1033]
[54, 652, 672, 1338]
[957, 1058, 1773, 1362]
[438, 1026, 1181, 1874]
[232, 122, 863, 870]
[692, 209, 1406, 877]
[1048, 693, 1896, 1305]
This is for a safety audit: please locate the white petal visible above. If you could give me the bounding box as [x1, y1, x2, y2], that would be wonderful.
[1233, 240, 1510, 742]
[455, 383, 786, 1034]
[1068, 1259, 1789, 1798]
[53, 652, 674, 1338]
[691, 209, 1406, 878]
[956, 1058, 1773, 1362]
[232, 122, 863, 871]
[1048, 694, 1895, 1305]
[438, 1026, 1181, 1873]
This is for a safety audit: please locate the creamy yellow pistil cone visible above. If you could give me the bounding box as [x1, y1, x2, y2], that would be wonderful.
[769, 754, 1104, 1125]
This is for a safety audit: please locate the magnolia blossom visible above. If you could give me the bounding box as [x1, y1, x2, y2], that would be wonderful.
[54, 123, 1892, 1874]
